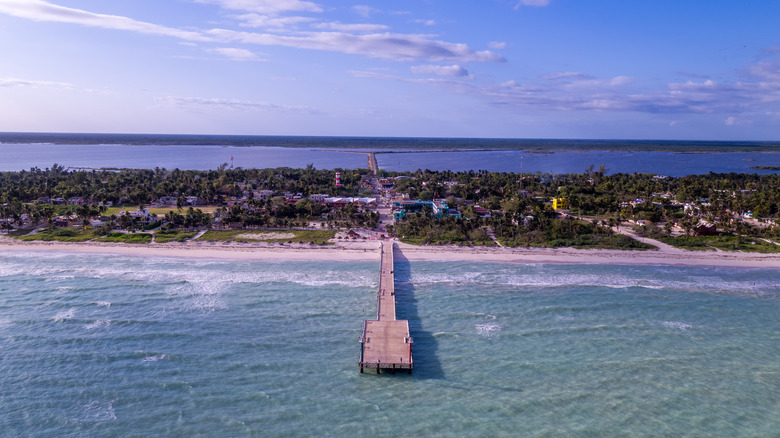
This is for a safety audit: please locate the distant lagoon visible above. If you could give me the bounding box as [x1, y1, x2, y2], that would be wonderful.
[0, 134, 778, 176]
[375, 149, 780, 176]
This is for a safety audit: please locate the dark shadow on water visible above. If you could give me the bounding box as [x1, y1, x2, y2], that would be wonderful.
[392, 247, 445, 380]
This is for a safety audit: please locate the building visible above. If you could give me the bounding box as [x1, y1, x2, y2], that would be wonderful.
[392, 199, 460, 220]
[552, 198, 569, 210]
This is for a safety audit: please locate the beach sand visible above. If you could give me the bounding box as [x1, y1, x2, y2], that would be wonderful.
[2, 237, 779, 268]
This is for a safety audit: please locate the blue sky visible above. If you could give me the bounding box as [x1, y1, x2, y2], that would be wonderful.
[0, 0, 779, 140]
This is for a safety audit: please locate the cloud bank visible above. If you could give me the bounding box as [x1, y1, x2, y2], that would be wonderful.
[0, 0, 502, 63]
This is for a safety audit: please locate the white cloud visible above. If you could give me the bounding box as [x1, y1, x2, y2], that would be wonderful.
[158, 96, 314, 112]
[543, 72, 592, 80]
[411, 64, 471, 78]
[191, 0, 322, 14]
[354, 62, 779, 118]
[352, 5, 381, 18]
[207, 47, 261, 60]
[749, 57, 780, 82]
[559, 75, 636, 90]
[0, 1, 502, 64]
[0, 0, 212, 42]
[207, 29, 506, 62]
[488, 41, 506, 50]
[413, 19, 436, 26]
[609, 76, 635, 86]
[516, 0, 551, 7]
[725, 116, 737, 125]
[311, 21, 389, 32]
[0, 77, 73, 88]
[235, 13, 315, 28]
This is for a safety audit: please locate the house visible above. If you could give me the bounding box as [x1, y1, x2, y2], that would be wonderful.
[473, 206, 491, 218]
[552, 198, 569, 210]
[379, 178, 395, 191]
[257, 190, 275, 200]
[118, 208, 155, 223]
[54, 215, 79, 227]
[309, 193, 329, 202]
[157, 196, 175, 206]
[694, 222, 717, 236]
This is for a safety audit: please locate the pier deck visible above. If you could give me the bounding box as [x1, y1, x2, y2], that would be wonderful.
[359, 243, 413, 373]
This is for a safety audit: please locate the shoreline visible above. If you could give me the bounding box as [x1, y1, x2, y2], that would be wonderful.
[2, 237, 779, 268]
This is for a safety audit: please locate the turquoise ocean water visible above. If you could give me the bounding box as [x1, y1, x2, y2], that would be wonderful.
[0, 251, 778, 437]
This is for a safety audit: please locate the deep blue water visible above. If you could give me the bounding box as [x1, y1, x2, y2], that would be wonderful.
[1, 252, 778, 436]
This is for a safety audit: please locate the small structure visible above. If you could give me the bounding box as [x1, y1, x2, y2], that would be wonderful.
[552, 198, 569, 210]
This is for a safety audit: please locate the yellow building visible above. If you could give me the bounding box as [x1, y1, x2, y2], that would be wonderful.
[552, 198, 569, 210]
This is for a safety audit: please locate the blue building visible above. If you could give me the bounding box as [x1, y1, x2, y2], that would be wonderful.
[393, 199, 461, 220]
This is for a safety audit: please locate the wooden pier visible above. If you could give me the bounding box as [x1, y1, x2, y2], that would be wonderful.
[359, 243, 413, 374]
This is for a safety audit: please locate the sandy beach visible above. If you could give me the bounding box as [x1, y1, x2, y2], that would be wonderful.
[2, 236, 779, 268]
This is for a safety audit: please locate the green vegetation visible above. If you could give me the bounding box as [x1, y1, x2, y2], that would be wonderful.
[154, 229, 198, 243]
[1, 163, 778, 251]
[6, 228, 36, 237]
[96, 232, 153, 244]
[393, 216, 495, 246]
[0, 164, 368, 207]
[17, 227, 103, 242]
[385, 168, 779, 250]
[199, 229, 336, 245]
[104, 206, 219, 216]
[198, 230, 257, 242]
[658, 235, 780, 253]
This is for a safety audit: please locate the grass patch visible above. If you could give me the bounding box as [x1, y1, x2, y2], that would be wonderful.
[17, 227, 103, 242]
[546, 234, 656, 250]
[397, 236, 427, 246]
[498, 233, 655, 250]
[397, 236, 496, 247]
[658, 235, 780, 253]
[5, 228, 37, 237]
[96, 232, 153, 244]
[154, 229, 198, 243]
[199, 229, 336, 245]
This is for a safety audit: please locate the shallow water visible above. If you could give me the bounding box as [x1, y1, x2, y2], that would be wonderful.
[0, 252, 778, 436]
